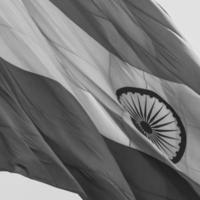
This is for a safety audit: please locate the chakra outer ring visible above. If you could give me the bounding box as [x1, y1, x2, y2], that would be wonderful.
[116, 87, 186, 163]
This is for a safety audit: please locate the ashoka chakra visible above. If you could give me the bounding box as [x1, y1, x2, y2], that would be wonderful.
[116, 87, 186, 163]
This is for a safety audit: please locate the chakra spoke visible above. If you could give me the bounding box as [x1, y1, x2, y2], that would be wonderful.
[122, 98, 141, 120]
[153, 128, 178, 133]
[150, 112, 171, 126]
[154, 135, 175, 154]
[151, 120, 176, 129]
[123, 97, 140, 119]
[144, 95, 148, 121]
[146, 99, 156, 123]
[150, 137, 158, 146]
[130, 95, 143, 119]
[155, 131, 179, 140]
[149, 105, 164, 124]
[137, 95, 144, 118]
[153, 136, 169, 155]
[156, 134, 178, 150]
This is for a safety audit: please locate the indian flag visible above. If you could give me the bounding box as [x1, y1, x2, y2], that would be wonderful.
[0, 0, 200, 199]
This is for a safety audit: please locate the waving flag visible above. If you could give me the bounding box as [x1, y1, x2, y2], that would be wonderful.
[0, 0, 200, 199]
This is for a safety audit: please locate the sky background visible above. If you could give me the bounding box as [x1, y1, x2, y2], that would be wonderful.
[0, 0, 200, 199]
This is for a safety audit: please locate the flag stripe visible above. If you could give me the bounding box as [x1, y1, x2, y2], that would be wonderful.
[104, 137, 199, 200]
[49, 0, 200, 95]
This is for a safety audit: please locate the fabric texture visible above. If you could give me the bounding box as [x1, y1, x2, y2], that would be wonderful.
[0, 0, 200, 200]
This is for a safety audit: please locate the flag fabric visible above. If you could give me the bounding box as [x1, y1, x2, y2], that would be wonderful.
[0, 0, 200, 200]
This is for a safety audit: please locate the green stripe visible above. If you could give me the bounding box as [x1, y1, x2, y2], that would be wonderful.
[104, 137, 199, 200]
